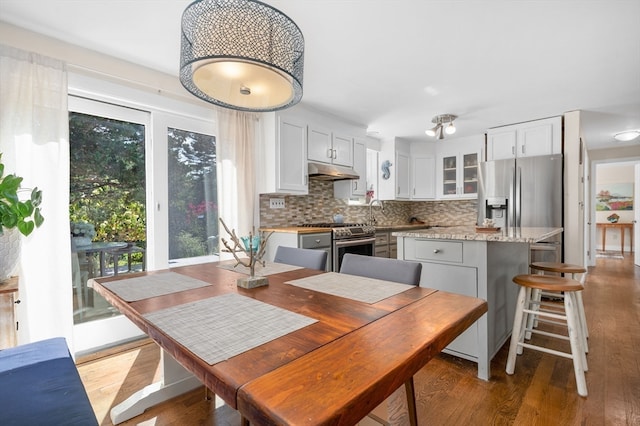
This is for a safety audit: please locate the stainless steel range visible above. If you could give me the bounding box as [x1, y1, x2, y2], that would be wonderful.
[300, 223, 376, 272]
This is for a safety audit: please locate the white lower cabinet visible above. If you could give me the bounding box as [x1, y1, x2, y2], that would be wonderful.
[264, 231, 331, 271]
[397, 237, 528, 380]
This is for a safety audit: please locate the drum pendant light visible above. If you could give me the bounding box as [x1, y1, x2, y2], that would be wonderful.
[180, 0, 304, 112]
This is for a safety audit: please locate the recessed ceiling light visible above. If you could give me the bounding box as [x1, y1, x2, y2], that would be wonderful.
[613, 130, 640, 142]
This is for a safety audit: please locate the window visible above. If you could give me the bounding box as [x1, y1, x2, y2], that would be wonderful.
[69, 98, 148, 324]
[168, 128, 218, 262]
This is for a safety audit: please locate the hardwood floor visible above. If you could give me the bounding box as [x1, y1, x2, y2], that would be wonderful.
[77, 254, 640, 425]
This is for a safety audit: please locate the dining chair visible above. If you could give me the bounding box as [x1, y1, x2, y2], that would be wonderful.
[339, 253, 422, 426]
[339, 253, 422, 286]
[273, 246, 328, 271]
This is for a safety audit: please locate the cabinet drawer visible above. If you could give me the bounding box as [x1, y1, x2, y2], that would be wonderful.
[375, 233, 389, 245]
[413, 239, 463, 263]
[299, 233, 331, 249]
[375, 246, 389, 257]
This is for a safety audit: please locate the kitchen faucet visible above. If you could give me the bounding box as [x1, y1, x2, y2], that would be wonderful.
[368, 199, 384, 225]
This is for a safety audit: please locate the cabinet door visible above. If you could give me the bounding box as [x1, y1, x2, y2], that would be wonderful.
[440, 154, 458, 198]
[412, 155, 435, 199]
[419, 262, 479, 357]
[395, 151, 410, 199]
[0, 290, 17, 349]
[517, 119, 556, 158]
[462, 152, 479, 196]
[351, 139, 366, 195]
[278, 117, 308, 193]
[332, 134, 353, 167]
[307, 125, 332, 163]
[487, 128, 517, 161]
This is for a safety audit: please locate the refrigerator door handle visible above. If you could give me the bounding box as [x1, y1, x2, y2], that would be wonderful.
[508, 166, 515, 231]
[515, 165, 522, 228]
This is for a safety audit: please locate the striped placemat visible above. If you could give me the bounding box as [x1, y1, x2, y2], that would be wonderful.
[101, 272, 210, 302]
[285, 272, 414, 304]
[217, 260, 303, 276]
[143, 293, 318, 365]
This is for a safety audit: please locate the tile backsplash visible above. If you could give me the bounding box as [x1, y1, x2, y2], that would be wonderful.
[260, 180, 478, 227]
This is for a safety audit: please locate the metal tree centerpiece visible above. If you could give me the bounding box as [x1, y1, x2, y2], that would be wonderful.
[219, 218, 273, 288]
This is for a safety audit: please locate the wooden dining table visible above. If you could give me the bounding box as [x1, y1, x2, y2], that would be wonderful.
[91, 261, 487, 425]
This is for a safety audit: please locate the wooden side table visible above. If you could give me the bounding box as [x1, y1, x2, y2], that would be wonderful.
[596, 222, 634, 254]
[0, 276, 19, 349]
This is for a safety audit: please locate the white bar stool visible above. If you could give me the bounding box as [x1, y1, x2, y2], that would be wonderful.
[506, 274, 588, 397]
[528, 262, 589, 352]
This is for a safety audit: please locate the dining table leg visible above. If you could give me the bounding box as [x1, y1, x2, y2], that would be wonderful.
[109, 349, 202, 424]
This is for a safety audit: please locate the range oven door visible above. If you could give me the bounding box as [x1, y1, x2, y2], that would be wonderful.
[332, 237, 376, 272]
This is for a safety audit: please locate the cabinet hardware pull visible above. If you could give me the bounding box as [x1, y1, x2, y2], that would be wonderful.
[327, 148, 332, 159]
[315, 239, 320, 243]
[332, 149, 337, 159]
[521, 145, 525, 154]
[433, 249, 440, 253]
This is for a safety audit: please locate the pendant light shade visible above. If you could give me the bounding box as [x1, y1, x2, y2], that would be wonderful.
[180, 0, 304, 112]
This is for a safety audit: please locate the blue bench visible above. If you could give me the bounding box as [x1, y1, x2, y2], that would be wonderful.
[0, 337, 98, 425]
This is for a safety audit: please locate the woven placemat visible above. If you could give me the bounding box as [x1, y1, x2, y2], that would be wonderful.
[217, 260, 303, 276]
[143, 293, 318, 365]
[101, 272, 210, 302]
[286, 272, 414, 304]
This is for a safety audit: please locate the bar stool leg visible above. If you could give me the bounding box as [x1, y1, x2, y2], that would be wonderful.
[506, 286, 528, 374]
[565, 292, 588, 396]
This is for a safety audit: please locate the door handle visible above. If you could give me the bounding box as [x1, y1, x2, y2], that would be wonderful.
[433, 249, 440, 253]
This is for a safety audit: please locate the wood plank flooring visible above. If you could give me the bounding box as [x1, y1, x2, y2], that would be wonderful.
[77, 254, 640, 425]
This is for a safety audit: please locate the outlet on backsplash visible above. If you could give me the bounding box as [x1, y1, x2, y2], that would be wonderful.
[269, 198, 286, 209]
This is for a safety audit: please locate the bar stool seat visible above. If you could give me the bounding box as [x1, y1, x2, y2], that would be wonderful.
[530, 261, 587, 277]
[529, 262, 589, 351]
[506, 274, 588, 397]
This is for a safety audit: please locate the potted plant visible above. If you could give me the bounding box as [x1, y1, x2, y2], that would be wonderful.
[0, 153, 44, 280]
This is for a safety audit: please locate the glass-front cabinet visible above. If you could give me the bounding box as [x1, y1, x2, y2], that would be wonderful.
[438, 151, 478, 199]
[462, 152, 479, 195]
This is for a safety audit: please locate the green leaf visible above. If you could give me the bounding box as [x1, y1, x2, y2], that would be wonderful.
[31, 187, 43, 206]
[34, 209, 44, 227]
[1, 212, 18, 228]
[17, 201, 34, 217]
[18, 220, 35, 236]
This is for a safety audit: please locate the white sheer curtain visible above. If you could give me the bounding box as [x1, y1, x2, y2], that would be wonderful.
[215, 108, 261, 252]
[0, 45, 73, 347]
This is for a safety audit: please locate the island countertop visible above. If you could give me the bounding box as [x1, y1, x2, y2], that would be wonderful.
[392, 226, 563, 243]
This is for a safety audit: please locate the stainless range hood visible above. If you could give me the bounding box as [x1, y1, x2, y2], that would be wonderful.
[308, 161, 359, 181]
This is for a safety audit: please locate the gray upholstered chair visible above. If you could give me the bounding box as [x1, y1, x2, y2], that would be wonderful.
[273, 246, 328, 271]
[339, 253, 422, 286]
[339, 253, 422, 426]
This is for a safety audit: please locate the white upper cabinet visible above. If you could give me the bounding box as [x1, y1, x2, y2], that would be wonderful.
[410, 143, 436, 200]
[334, 138, 366, 199]
[412, 155, 436, 199]
[307, 124, 353, 167]
[436, 136, 482, 199]
[378, 138, 410, 200]
[258, 113, 308, 195]
[487, 116, 562, 161]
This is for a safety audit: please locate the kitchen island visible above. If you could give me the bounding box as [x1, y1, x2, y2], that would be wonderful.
[393, 226, 562, 380]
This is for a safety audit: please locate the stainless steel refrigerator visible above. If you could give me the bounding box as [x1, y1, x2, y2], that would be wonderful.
[477, 154, 563, 261]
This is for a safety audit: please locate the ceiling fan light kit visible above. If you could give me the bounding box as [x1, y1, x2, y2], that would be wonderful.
[426, 114, 457, 140]
[179, 0, 305, 112]
[613, 130, 640, 142]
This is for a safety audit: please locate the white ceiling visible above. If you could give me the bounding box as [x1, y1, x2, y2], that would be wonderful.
[2, 0, 640, 152]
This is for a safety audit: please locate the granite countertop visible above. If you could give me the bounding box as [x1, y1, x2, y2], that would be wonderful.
[392, 226, 563, 243]
[259, 226, 332, 234]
